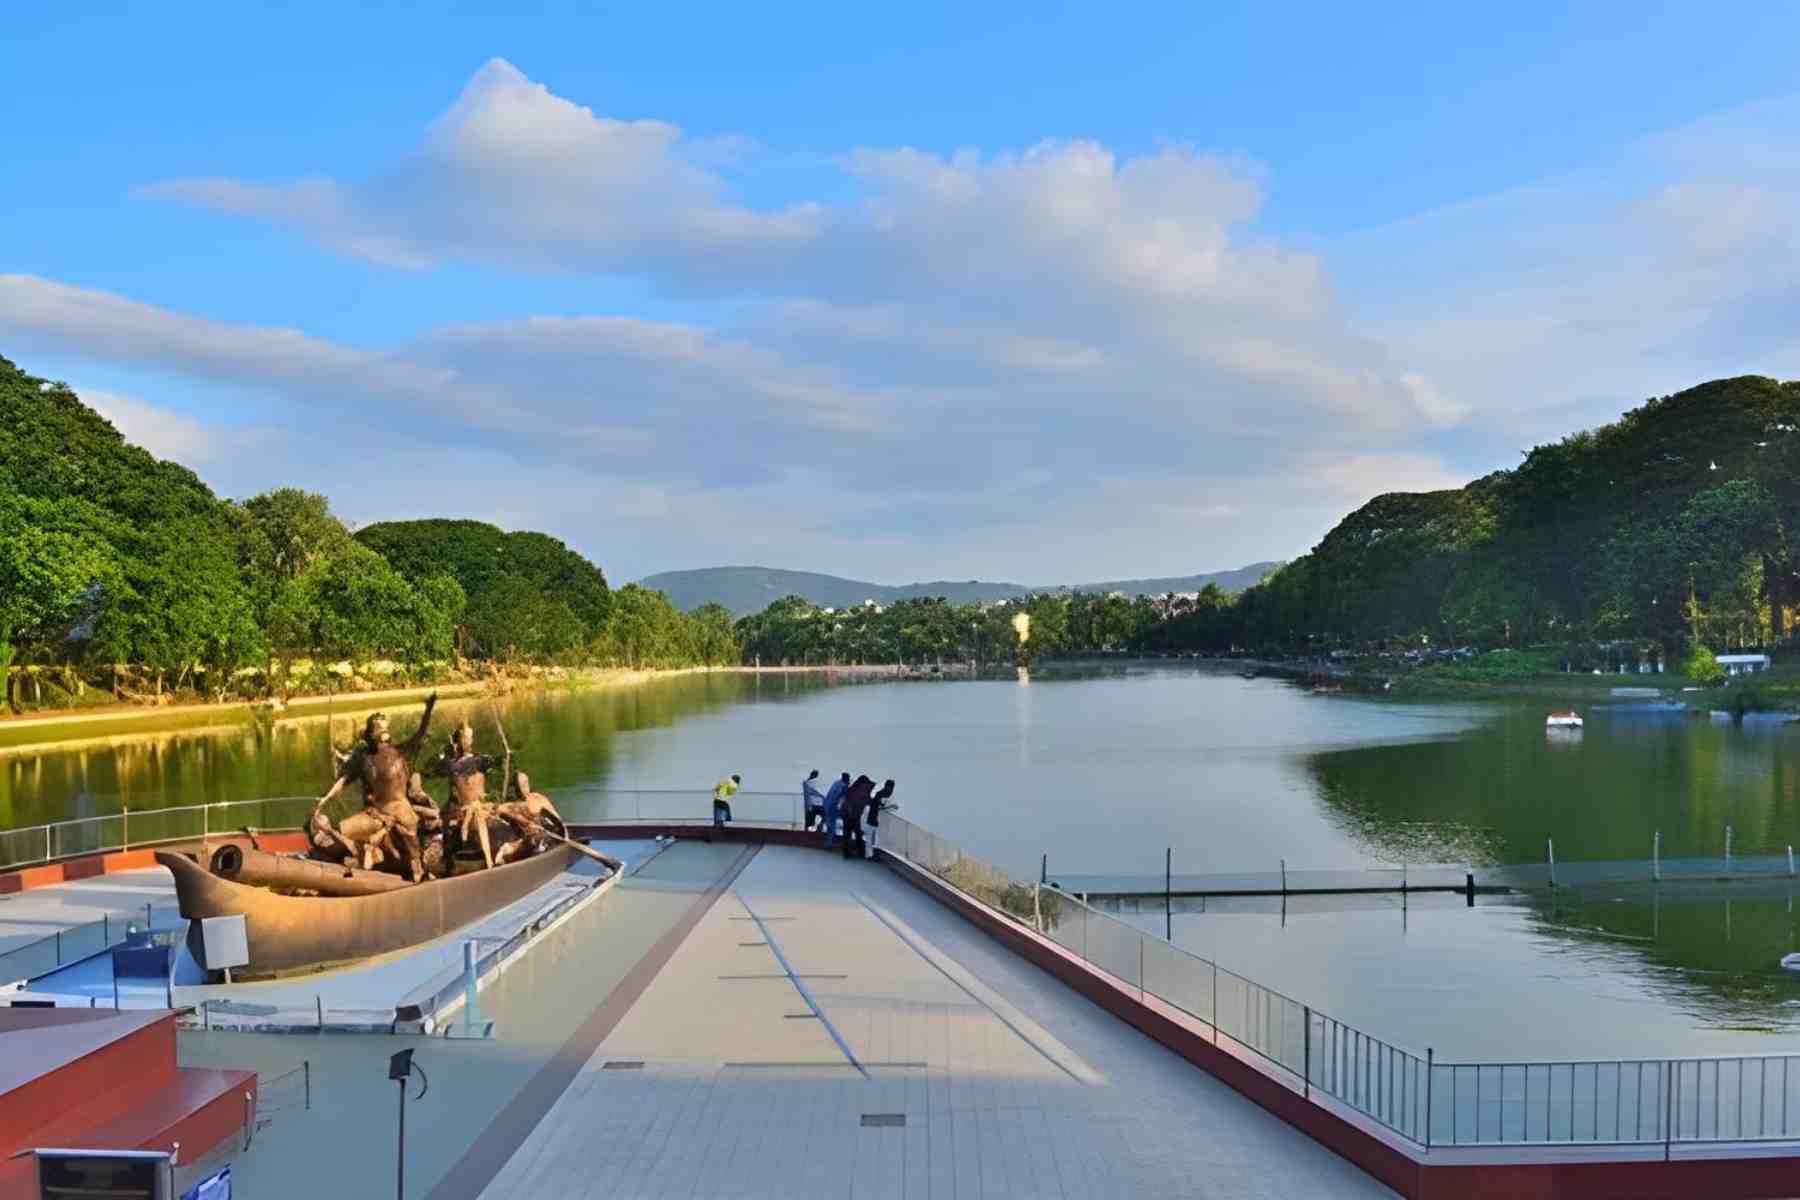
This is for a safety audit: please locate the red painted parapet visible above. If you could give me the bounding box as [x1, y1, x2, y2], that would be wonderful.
[0, 832, 310, 896]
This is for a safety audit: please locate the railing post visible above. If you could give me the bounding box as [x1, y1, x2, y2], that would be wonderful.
[1280, 858, 1287, 895]
[1726, 825, 1733, 872]
[1211, 962, 1218, 1045]
[1547, 838, 1556, 887]
[1664, 1060, 1674, 1161]
[1424, 1048, 1434, 1150]
[304, 1059, 311, 1110]
[122, 805, 129, 851]
[1653, 830, 1661, 882]
[1789, 846, 1795, 878]
[46, 824, 52, 865]
[1303, 1005, 1312, 1100]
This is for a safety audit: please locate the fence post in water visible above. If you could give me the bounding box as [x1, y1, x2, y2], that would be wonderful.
[1653, 831, 1661, 882]
[1547, 839, 1556, 888]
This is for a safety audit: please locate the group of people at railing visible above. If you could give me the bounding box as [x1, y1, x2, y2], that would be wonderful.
[706, 769, 897, 859]
[804, 770, 895, 859]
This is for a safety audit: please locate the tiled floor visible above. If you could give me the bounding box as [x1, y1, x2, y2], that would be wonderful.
[479, 846, 1395, 1199]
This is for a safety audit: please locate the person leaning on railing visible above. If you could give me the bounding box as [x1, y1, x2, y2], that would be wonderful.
[866, 780, 895, 853]
[712, 774, 740, 828]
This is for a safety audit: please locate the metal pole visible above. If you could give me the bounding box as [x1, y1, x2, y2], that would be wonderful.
[1303, 1005, 1311, 1100]
[46, 824, 52, 864]
[305, 1060, 311, 1110]
[1165, 847, 1172, 941]
[1654, 831, 1661, 882]
[1280, 858, 1287, 896]
[1425, 1048, 1434, 1150]
[1663, 1060, 1674, 1161]
[1547, 838, 1556, 888]
[1726, 825, 1733, 872]
[396, 1077, 406, 1200]
[1788, 846, 1794, 878]
[123, 805, 129, 851]
[1040, 852, 1047, 885]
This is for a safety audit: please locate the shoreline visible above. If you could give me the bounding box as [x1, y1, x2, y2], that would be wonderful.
[0, 664, 903, 758]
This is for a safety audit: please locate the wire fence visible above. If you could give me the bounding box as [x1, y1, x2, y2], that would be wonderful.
[247, 1061, 311, 1150]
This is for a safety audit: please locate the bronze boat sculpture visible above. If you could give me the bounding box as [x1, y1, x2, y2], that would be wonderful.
[159, 842, 584, 976]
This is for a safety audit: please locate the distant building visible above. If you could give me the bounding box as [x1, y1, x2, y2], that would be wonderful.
[1716, 653, 1771, 676]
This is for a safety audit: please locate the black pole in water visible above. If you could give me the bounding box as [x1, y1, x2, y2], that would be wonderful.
[1165, 846, 1172, 941]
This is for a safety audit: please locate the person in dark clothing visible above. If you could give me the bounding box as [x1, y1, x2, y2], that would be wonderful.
[821, 771, 850, 846]
[840, 774, 875, 859]
[866, 779, 895, 855]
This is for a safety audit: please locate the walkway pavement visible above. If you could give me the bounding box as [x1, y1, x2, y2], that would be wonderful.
[473, 845, 1393, 1199]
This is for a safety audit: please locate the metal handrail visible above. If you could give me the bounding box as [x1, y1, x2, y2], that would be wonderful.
[0, 790, 807, 873]
[877, 810, 1800, 1153]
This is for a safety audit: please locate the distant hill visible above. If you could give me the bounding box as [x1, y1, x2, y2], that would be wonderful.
[638, 563, 1281, 616]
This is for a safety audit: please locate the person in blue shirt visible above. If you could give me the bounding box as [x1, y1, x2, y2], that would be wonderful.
[820, 772, 850, 846]
[802, 769, 825, 831]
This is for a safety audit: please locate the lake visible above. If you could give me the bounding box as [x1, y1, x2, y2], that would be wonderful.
[7, 663, 1800, 1060]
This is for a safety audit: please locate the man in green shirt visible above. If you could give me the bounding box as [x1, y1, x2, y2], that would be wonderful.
[713, 773, 740, 828]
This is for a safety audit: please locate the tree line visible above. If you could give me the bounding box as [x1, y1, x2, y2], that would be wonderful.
[733, 378, 1799, 669]
[0, 356, 738, 712]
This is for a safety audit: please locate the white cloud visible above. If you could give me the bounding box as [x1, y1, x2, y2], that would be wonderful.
[81, 388, 269, 465]
[21, 67, 1794, 581]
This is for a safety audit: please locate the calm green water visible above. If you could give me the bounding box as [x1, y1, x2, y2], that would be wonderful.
[8, 664, 1800, 1058]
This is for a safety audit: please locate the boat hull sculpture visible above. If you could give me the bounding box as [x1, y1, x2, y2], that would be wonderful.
[159, 843, 583, 977]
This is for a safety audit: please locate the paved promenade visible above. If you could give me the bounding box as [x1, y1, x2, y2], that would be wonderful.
[471, 844, 1391, 1199]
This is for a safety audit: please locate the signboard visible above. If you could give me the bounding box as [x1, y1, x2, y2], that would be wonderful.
[36, 1148, 171, 1200]
[199, 915, 249, 971]
[183, 1164, 232, 1200]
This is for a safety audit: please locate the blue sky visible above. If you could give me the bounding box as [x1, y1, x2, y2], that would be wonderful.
[3, 3, 1797, 584]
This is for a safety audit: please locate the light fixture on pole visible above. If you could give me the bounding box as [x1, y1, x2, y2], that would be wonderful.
[389, 1048, 429, 1200]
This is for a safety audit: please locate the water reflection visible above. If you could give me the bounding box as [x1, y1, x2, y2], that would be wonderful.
[1306, 704, 1800, 865]
[0, 673, 835, 827]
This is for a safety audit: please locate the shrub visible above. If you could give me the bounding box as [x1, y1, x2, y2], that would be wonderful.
[1683, 645, 1726, 686]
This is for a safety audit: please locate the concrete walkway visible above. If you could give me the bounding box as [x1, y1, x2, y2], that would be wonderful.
[177, 841, 750, 1200]
[475, 845, 1393, 1199]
